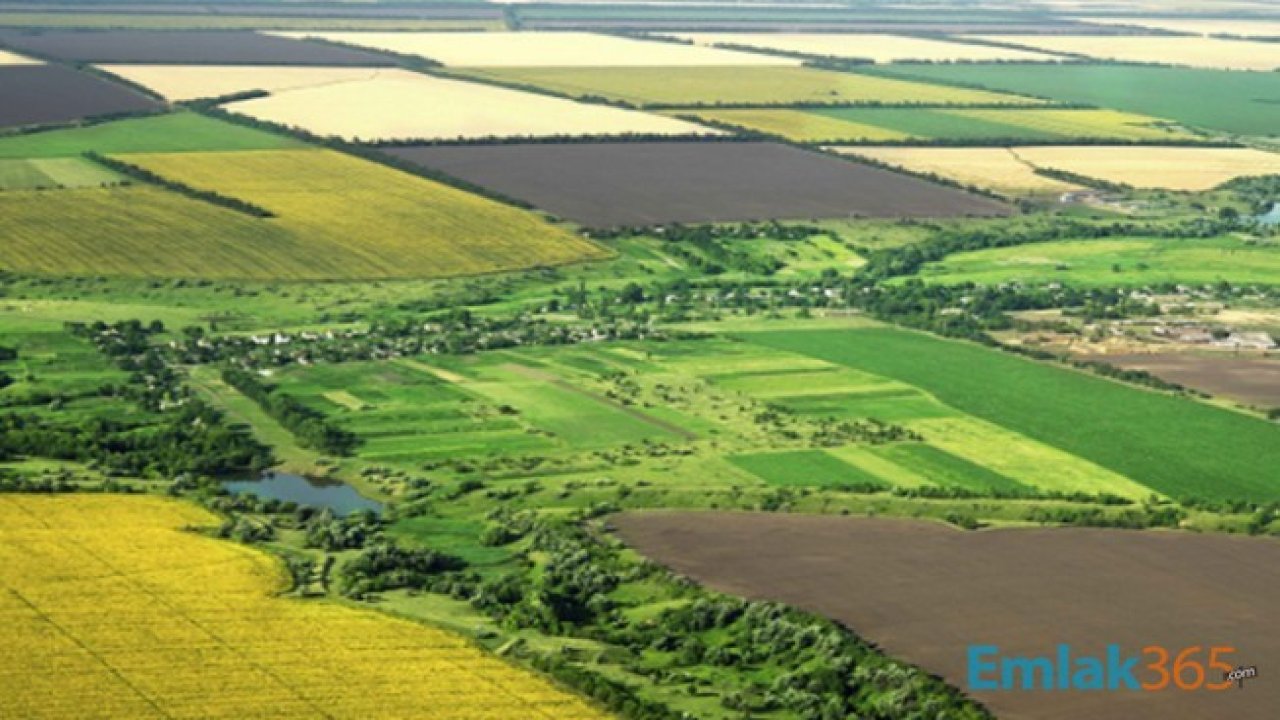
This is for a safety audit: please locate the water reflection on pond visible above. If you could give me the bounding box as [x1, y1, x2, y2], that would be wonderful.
[223, 472, 381, 516]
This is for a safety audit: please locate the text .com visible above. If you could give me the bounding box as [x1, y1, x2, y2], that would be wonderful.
[968, 645, 1257, 691]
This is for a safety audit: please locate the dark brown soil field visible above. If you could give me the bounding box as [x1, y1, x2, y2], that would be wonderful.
[613, 511, 1280, 720]
[1090, 353, 1280, 409]
[0, 64, 161, 130]
[0, 29, 395, 65]
[0, 3, 502, 19]
[386, 142, 1010, 227]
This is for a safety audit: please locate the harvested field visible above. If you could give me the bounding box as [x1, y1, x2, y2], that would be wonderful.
[671, 32, 1066, 62]
[275, 30, 799, 66]
[694, 106, 1192, 143]
[1082, 16, 1280, 38]
[0, 64, 160, 131]
[1082, 352, 1280, 408]
[459, 65, 1041, 107]
[0, 494, 608, 720]
[223, 69, 713, 141]
[836, 146, 1082, 193]
[98, 64, 389, 101]
[0, 111, 302, 157]
[385, 141, 1011, 227]
[0, 149, 603, 280]
[0, 48, 38, 64]
[1009, 146, 1280, 191]
[964, 33, 1280, 71]
[0, 29, 394, 65]
[865, 63, 1280, 137]
[613, 512, 1280, 720]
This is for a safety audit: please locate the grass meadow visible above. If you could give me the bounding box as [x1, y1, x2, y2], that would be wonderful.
[0, 111, 302, 157]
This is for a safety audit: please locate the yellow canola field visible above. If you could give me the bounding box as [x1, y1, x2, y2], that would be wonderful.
[0, 48, 39, 64]
[833, 146, 1083, 194]
[963, 34, 1280, 71]
[98, 64, 389, 101]
[1009, 146, 1280, 191]
[671, 32, 1065, 62]
[113, 148, 606, 278]
[223, 69, 715, 140]
[274, 30, 798, 67]
[0, 494, 610, 720]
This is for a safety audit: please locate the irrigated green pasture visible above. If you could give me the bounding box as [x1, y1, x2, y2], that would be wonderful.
[459, 65, 1041, 107]
[744, 328, 1280, 502]
[865, 63, 1280, 137]
[0, 111, 303, 158]
[910, 236, 1280, 287]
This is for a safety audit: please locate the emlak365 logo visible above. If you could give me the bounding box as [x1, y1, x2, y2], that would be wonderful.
[968, 644, 1258, 692]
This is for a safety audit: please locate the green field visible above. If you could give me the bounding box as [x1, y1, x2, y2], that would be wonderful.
[744, 327, 1280, 502]
[865, 63, 1280, 137]
[1, 148, 603, 280]
[0, 111, 303, 158]
[0, 157, 121, 190]
[910, 235, 1280, 287]
[458, 65, 1041, 107]
[729, 449, 887, 488]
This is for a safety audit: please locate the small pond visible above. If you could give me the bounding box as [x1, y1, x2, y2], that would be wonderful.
[1257, 202, 1280, 226]
[223, 471, 381, 516]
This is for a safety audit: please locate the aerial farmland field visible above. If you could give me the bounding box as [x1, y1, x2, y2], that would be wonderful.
[0, 64, 160, 130]
[614, 512, 1280, 720]
[277, 30, 799, 66]
[964, 33, 1280, 71]
[99, 64, 390, 102]
[222, 69, 714, 140]
[836, 146, 1082, 193]
[0, 494, 608, 720]
[457, 65, 1042, 107]
[670, 32, 1067, 62]
[387, 141, 1010, 226]
[1081, 15, 1280, 37]
[689, 106, 1193, 143]
[1010, 146, 1280, 190]
[908, 235, 1280, 287]
[0, 111, 304, 156]
[867, 62, 1280, 136]
[0, 48, 38, 64]
[0, 28, 395, 64]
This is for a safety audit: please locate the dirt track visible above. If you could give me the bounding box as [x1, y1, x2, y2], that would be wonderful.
[613, 511, 1280, 720]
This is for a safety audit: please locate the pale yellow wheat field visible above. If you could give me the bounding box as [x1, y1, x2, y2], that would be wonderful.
[832, 146, 1083, 194]
[0, 494, 610, 719]
[274, 30, 799, 66]
[1009, 146, 1280, 191]
[963, 34, 1280, 71]
[0, 48, 39, 64]
[223, 68, 715, 140]
[671, 32, 1066, 62]
[98, 64, 390, 101]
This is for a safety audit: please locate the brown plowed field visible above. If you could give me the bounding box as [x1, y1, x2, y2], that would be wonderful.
[613, 511, 1280, 720]
[0, 64, 160, 130]
[1089, 353, 1280, 409]
[0, 29, 394, 64]
[386, 142, 1010, 227]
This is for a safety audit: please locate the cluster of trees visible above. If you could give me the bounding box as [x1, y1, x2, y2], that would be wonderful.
[83, 152, 275, 218]
[221, 368, 359, 456]
[336, 543, 466, 598]
[1024, 504, 1184, 529]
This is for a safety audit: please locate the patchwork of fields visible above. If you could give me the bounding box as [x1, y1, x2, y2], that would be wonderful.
[100, 64, 390, 102]
[0, 494, 608, 719]
[0, 28, 394, 64]
[836, 146, 1082, 194]
[743, 328, 1280, 502]
[388, 141, 1010, 226]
